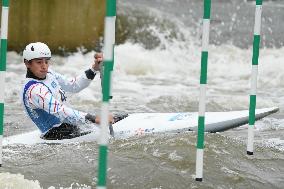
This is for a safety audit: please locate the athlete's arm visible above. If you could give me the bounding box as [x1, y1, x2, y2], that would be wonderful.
[49, 69, 96, 93]
[49, 53, 102, 93]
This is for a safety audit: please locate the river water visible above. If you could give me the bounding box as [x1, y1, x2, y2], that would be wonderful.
[1, 0, 284, 188]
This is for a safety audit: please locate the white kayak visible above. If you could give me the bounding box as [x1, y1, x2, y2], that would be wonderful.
[3, 107, 279, 145]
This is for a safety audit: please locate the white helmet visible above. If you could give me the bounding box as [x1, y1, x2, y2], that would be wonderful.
[23, 42, 51, 61]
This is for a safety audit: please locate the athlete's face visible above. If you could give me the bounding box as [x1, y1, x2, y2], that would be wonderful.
[25, 58, 50, 79]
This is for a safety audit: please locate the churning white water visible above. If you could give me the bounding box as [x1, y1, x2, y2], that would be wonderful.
[1, 0, 284, 188]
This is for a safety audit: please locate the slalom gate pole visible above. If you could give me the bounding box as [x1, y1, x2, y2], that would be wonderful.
[97, 0, 116, 188]
[0, 0, 9, 167]
[195, 0, 211, 182]
[247, 0, 262, 155]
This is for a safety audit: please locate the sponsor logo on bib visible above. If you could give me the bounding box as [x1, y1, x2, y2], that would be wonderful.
[51, 81, 57, 88]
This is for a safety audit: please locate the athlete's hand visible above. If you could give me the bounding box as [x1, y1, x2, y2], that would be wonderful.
[95, 114, 114, 124]
[92, 53, 103, 71]
[85, 113, 114, 124]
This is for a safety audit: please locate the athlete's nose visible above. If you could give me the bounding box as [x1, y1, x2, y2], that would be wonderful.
[42, 59, 49, 70]
[42, 63, 47, 69]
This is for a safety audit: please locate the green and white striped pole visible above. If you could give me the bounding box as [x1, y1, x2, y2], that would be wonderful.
[0, 0, 9, 167]
[97, 0, 116, 188]
[247, 0, 262, 156]
[195, 0, 211, 182]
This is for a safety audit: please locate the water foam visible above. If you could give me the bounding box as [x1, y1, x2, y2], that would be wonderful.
[0, 172, 92, 189]
[6, 38, 283, 112]
[0, 172, 42, 189]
